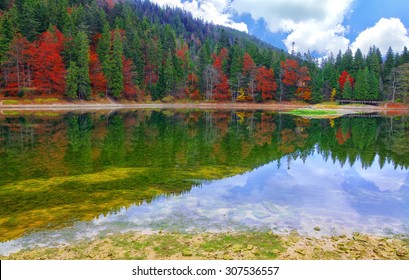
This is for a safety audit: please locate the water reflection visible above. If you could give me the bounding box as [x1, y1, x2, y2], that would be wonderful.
[0, 110, 408, 255]
[93, 152, 409, 235]
[1, 149, 408, 255]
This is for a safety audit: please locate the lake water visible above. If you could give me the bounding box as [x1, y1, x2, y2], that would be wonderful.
[0, 110, 408, 255]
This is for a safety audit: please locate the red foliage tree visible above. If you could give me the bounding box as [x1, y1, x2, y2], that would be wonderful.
[213, 73, 229, 100]
[122, 57, 137, 99]
[176, 42, 189, 63]
[242, 52, 257, 100]
[186, 72, 200, 100]
[338, 70, 354, 90]
[89, 51, 107, 96]
[30, 30, 66, 95]
[280, 59, 312, 101]
[212, 48, 230, 100]
[256, 66, 277, 101]
[242, 52, 256, 74]
[295, 66, 312, 101]
[281, 59, 298, 86]
[212, 48, 228, 72]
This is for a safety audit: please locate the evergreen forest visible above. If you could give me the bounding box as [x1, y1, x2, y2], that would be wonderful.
[0, 0, 409, 104]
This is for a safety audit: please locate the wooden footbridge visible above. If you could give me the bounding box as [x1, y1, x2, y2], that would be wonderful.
[336, 100, 383, 106]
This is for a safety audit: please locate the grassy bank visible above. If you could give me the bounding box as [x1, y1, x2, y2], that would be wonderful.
[2, 231, 408, 260]
[288, 109, 339, 117]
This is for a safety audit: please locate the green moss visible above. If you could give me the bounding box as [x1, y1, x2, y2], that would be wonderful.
[1, 231, 284, 260]
[289, 109, 338, 116]
[200, 232, 283, 259]
[33, 98, 59, 103]
[2, 100, 19, 105]
[1, 110, 19, 115]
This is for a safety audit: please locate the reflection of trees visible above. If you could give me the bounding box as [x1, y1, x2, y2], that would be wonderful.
[65, 114, 93, 174]
[100, 114, 126, 167]
[0, 112, 407, 185]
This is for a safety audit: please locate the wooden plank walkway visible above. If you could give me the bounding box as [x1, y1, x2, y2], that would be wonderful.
[337, 100, 383, 106]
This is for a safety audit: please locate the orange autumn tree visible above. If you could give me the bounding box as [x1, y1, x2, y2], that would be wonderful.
[256, 66, 277, 101]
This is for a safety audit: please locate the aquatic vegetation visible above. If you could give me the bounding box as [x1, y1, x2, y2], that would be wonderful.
[0, 166, 247, 241]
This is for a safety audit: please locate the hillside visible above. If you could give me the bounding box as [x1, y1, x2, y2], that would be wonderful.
[0, 0, 408, 104]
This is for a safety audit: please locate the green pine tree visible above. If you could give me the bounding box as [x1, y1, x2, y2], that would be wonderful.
[383, 47, 395, 80]
[400, 46, 409, 65]
[341, 48, 353, 73]
[159, 51, 175, 97]
[0, 11, 16, 64]
[343, 79, 353, 99]
[355, 68, 370, 100]
[75, 31, 91, 99]
[352, 48, 365, 77]
[97, 22, 111, 77]
[229, 42, 243, 98]
[109, 29, 124, 98]
[369, 71, 380, 100]
[66, 61, 79, 100]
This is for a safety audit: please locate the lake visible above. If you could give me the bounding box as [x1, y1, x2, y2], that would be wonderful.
[0, 110, 408, 255]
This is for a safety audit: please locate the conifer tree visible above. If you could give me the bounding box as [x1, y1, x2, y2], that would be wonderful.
[341, 48, 353, 73]
[369, 71, 380, 100]
[97, 22, 111, 78]
[383, 47, 395, 80]
[352, 48, 365, 77]
[367, 46, 381, 77]
[355, 68, 370, 100]
[109, 29, 124, 97]
[0, 11, 16, 64]
[66, 61, 79, 100]
[400, 46, 409, 65]
[159, 51, 175, 97]
[229, 42, 243, 99]
[75, 31, 91, 99]
[343, 78, 353, 99]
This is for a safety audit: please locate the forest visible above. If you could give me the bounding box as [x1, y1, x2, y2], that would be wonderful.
[0, 0, 409, 104]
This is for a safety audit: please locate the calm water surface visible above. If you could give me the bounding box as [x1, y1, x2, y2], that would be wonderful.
[0, 110, 408, 254]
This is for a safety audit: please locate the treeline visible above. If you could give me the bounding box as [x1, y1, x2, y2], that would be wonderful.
[0, 0, 408, 103]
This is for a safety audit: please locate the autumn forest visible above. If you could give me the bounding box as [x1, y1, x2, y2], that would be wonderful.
[0, 0, 409, 104]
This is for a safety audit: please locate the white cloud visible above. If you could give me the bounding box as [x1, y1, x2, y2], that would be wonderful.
[231, 0, 353, 55]
[148, 1, 409, 58]
[351, 18, 409, 55]
[150, 0, 248, 32]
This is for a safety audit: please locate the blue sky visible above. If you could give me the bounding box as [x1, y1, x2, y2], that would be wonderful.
[150, 0, 409, 56]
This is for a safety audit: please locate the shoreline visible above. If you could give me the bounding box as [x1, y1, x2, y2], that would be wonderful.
[1, 231, 408, 260]
[0, 102, 408, 114]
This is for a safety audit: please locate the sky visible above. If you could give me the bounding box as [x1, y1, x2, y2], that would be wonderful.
[149, 0, 409, 57]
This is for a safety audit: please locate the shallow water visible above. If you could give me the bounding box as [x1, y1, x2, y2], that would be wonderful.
[0, 110, 408, 255]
